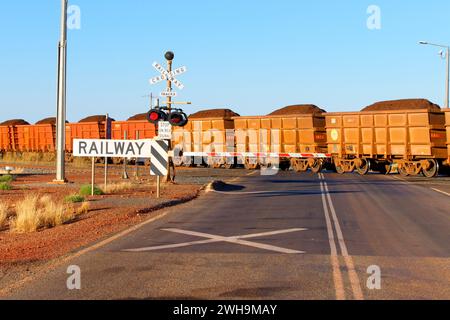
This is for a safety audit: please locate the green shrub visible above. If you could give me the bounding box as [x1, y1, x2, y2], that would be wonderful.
[79, 184, 104, 196]
[0, 182, 12, 191]
[64, 194, 85, 203]
[0, 175, 14, 183]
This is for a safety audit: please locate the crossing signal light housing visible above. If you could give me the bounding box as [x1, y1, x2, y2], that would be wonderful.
[168, 111, 188, 127]
[146, 108, 167, 124]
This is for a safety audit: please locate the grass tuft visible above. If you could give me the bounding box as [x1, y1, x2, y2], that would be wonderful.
[0, 182, 12, 190]
[65, 194, 85, 203]
[11, 195, 41, 233]
[77, 201, 90, 215]
[79, 185, 104, 196]
[11, 194, 78, 233]
[0, 175, 14, 183]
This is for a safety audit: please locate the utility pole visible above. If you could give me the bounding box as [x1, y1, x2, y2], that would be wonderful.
[446, 47, 449, 109]
[55, 0, 68, 182]
[419, 41, 450, 109]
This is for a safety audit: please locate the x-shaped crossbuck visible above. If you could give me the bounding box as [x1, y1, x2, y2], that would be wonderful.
[149, 62, 187, 90]
[123, 228, 307, 254]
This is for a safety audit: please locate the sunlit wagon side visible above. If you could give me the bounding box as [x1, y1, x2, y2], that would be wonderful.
[232, 113, 328, 171]
[15, 124, 56, 152]
[445, 109, 450, 167]
[173, 115, 235, 168]
[326, 107, 447, 177]
[0, 125, 15, 152]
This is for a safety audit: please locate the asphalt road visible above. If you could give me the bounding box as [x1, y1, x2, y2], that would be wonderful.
[6, 170, 450, 300]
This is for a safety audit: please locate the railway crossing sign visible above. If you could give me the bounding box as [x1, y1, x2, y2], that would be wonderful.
[149, 61, 187, 93]
[150, 140, 169, 176]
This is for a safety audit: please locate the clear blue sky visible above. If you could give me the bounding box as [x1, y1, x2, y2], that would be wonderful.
[0, 1, 449, 123]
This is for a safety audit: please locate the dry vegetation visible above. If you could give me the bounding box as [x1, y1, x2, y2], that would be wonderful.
[104, 182, 134, 194]
[77, 201, 90, 215]
[4, 194, 89, 233]
[0, 203, 9, 229]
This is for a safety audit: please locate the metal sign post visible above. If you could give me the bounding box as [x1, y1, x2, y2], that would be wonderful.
[76, 139, 151, 193]
[156, 176, 161, 198]
[122, 131, 129, 180]
[54, 0, 68, 183]
[104, 114, 109, 191]
[91, 157, 95, 196]
[135, 131, 140, 179]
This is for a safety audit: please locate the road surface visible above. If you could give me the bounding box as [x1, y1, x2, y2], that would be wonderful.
[6, 171, 450, 300]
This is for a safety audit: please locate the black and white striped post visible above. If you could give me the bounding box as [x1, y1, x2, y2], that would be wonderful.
[150, 140, 169, 198]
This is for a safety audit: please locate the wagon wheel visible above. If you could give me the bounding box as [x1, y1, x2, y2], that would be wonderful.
[398, 165, 409, 177]
[356, 158, 370, 176]
[224, 163, 235, 170]
[333, 159, 345, 174]
[378, 162, 392, 175]
[294, 160, 308, 173]
[311, 159, 323, 174]
[223, 157, 236, 170]
[422, 159, 439, 178]
[290, 159, 299, 171]
[335, 165, 345, 174]
[244, 158, 259, 170]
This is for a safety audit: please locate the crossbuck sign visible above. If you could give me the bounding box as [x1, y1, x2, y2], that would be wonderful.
[149, 62, 187, 97]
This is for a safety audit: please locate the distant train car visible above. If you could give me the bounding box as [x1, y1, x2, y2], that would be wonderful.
[0, 125, 15, 152]
[172, 109, 237, 168]
[325, 99, 447, 177]
[0, 120, 30, 155]
[111, 115, 156, 140]
[233, 105, 328, 171]
[65, 115, 113, 155]
[15, 122, 56, 153]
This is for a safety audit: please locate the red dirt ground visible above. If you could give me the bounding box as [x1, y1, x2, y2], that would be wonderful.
[0, 170, 201, 265]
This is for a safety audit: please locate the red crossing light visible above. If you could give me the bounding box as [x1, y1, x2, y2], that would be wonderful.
[146, 109, 167, 124]
[168, 111, 188, 127]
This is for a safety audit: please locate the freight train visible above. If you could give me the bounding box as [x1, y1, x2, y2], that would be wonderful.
[1, 99, 449, 177]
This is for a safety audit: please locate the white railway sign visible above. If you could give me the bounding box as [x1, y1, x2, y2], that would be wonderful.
[73, 139, 153, 158]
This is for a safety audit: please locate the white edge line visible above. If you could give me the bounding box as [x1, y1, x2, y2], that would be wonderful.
[431, 188, 450, 197]
[322, 176, 364, 300]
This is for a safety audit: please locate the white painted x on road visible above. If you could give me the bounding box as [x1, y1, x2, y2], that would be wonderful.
[123, 228, 307, 254]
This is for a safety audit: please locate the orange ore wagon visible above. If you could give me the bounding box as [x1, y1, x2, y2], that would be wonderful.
[325, 100, 447, 177]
